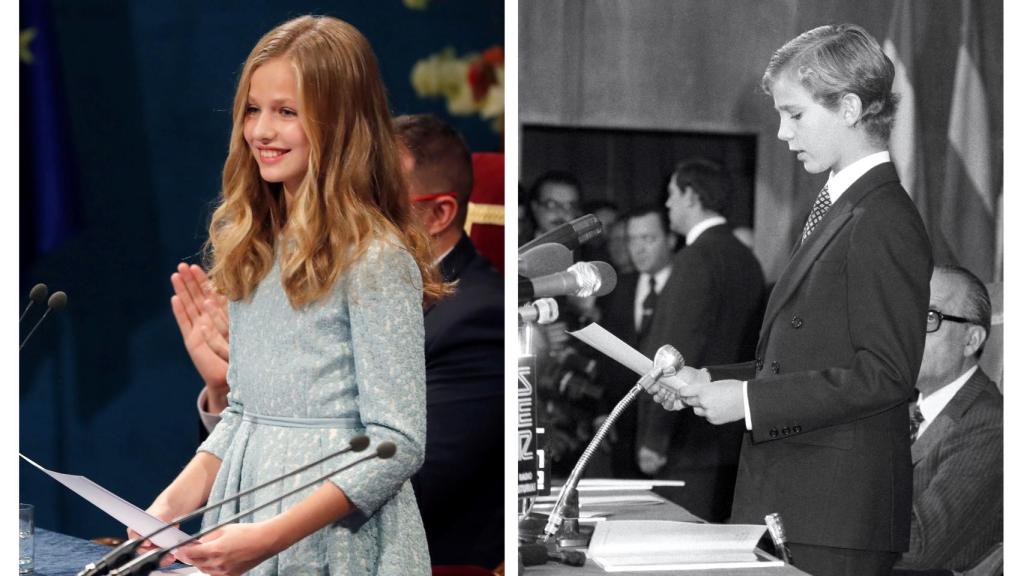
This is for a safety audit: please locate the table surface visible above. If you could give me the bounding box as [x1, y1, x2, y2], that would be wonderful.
[521, 487, 811, 576]
[29, 528, 195, 576]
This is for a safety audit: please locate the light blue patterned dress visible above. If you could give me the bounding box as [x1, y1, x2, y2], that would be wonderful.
[197, 238, 430, 575]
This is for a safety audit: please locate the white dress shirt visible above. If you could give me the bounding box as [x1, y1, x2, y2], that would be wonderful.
[916, 365, 978, 438]
[634, 265, 672, 333]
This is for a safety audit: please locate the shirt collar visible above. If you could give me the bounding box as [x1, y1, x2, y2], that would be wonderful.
[640, 265, 673, 294]
[686, 216, 727, 246]
[825, 151, 890, 204]
[917, 364, 978, 433]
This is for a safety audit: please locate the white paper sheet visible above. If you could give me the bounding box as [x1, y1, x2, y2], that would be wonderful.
[531, 493, 664, 508]
[568, 323, 691, 391]
[588, 520, 783, 571]
[577, 478, 687, 491]
[19, 453, 192, 549]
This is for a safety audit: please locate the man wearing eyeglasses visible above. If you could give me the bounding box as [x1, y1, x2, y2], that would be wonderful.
[893, 265, 1002, 574]
[528, 171, 582, 237]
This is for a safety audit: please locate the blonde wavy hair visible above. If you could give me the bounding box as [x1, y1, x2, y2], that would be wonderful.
[205, 15, 444, 307]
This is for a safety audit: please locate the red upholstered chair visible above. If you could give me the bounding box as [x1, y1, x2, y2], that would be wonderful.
[465, 152, 504, 273]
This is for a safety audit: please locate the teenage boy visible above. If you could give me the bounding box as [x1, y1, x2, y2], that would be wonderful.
[647, 24, 932, 576]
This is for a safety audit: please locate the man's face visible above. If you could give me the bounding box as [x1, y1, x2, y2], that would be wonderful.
[770, 73, 848, 175]
[917, 272, 976, 394]
[664, 179, 692, 235]
[531, 182, 580, 233]
[627, 212, 674, 274]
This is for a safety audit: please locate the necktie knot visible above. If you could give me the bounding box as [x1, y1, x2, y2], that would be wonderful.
[910, 405, 925, 442]
[801, 184, 832, 241]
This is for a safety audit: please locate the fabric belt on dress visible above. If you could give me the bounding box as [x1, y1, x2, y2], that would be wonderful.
[242, 412, 363, 429]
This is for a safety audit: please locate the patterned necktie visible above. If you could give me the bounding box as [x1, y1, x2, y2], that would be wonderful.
[909, 405, 925, 443]
[801, 184, 832, 241]
[639, 275, 657, 339]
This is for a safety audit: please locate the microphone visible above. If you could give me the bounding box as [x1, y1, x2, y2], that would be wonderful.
[518, 243, 573, 279]
[20, 283, 49, 323]
[519, 214, 602, 255]
[20, 291, 68, 352]
[636, 345, 684, 391]
[519, 543, 587, 567]
[518, 298, 559, 325]
[78, 435, 370, 576]
[764, 513, 792, 564]
[108, 441, 397, 576]
[518, 261, 617, 301]
[542, 345, 684, 544]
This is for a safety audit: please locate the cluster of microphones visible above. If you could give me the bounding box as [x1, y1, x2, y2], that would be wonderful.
[517, 214, 618, 325]
[20, 283, 68, 352]
[75, 435, 397, 576]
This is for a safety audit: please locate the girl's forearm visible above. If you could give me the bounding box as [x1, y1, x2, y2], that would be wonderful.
[261, 482, 354, 554]
[155, 451, 223, 514]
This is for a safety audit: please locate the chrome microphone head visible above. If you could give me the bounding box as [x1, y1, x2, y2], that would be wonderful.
[652, 344, 684, 377]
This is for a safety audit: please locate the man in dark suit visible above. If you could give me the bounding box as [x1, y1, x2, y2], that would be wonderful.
[893, 266, 1002, 574]
[635, 160, 764, 522]
[650, 26, 933, 576]
[395, 114, 504, 568]
[594, 205, 676, 478]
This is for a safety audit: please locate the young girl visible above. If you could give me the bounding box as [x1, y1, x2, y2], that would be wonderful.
[139, 15, 442, 575]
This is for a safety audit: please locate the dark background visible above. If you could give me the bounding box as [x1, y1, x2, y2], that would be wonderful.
[19, 0, 503, 540]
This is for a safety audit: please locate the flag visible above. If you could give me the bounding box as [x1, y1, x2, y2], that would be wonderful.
[882, 0, 926, 217]
[21, 0, 79, 266]
[939, 0, 996, 281]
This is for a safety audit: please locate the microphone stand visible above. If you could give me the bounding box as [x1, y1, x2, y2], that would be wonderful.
[78, 435, 369, 576]
[109, 443, 395, 576]
[540, 345, 683, 547]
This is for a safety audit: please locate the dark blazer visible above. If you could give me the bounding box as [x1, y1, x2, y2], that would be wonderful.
[895, 368, 1003, 572]
[412, 233, 504, 567]
[636, 224, 765, 519]
[717, 162, 933, 552]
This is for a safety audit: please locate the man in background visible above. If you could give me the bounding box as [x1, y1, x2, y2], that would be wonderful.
[893, 265, 1002, 574]
[636, 159, 764, 521]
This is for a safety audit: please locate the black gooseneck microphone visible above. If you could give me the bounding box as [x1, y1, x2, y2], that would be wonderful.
[21, 291, 68, 351]
[78, 435, 371, 576]
[518, 214, 602, 255]
[518, 261, 618, 301]
[107, 442, 397, 576]
[20, 283, 49, 323]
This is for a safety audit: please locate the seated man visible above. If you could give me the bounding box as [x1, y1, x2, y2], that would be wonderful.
[893, 265, 1002, 574]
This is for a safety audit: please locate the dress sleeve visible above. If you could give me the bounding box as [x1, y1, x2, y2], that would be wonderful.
[329, 240, 427, 515]
[196, 387, 242, 460]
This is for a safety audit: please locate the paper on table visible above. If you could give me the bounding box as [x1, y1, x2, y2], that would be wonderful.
[577, 478, 687, 491]
[531, 493, 664, 508]
[568, 323, 691, 391]
[19, 453, 192, 549]
[588, 520, 783, 571]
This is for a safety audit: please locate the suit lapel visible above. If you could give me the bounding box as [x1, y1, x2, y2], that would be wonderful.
[757, 163, 902, 350]
[911, 369, 990, 463]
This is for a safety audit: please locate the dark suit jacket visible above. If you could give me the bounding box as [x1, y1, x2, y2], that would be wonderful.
[716, 162, 932, 552]
[594, 272, 645, 477]
[412, 233, 504, 567]
[895, 368, 1003, 572]
[635, 225, 765, 520]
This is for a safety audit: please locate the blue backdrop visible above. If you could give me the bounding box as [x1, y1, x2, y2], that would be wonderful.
[19, 0, 503, 540]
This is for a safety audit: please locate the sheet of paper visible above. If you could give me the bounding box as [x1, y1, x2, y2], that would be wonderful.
[19, 453, 192, 549]
[577, 478, 687, 491]
[588, 520, 782, 571]
[531, 493, 664, 508]
[568, 323, 690, 390]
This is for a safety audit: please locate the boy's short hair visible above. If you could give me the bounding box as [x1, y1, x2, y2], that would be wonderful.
[670, 158, 730, 216]
[761, 24, 899, 144]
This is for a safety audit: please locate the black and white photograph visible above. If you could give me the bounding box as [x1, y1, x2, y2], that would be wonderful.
[517, 2, 1005, 575]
